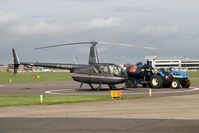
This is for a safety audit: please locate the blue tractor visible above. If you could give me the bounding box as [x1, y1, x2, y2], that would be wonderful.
[125, 63, 191, 89]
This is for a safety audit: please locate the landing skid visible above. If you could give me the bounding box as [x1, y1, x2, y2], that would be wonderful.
[89, 83, 102, 90]
[76, 83, 124, 91]
[89, 84, 94, 90]
[76, 83, 103, 91]
[75, 82, 84, 91]
[108, 84, 116, 90]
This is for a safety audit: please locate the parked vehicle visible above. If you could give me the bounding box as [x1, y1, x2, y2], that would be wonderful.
[125, 63, 190, 89]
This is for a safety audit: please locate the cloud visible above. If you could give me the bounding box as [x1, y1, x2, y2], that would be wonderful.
[139, 25, 179, 36]
[0, 12, 121, 36]
[12, 21, 83, 35]
[113, 5, 155, 13]
[87, 17, 122, 30]
[58, 0, 107, 2]
[0, 12, 21, 24]
[192, 37, 199, 43]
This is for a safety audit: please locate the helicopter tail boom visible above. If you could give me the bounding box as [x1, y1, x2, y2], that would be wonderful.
[12, 48, 89, 73]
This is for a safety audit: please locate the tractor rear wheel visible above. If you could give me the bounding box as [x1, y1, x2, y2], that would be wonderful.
[150, 75, 163, 88]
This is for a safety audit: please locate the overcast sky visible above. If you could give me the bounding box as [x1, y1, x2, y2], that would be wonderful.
[0, 0, 199, 65]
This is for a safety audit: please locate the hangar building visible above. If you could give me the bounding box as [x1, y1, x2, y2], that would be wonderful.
[145, 56, 199, 71]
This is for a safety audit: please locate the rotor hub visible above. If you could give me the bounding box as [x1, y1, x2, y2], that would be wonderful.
[90, 41, 98, 46]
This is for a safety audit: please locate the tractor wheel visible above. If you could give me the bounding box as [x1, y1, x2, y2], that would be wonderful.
[131, 79, 138, 88]
[150, 75, 163, 88]
[125, 79, 137, 88]
[125, 80, 132, 88]
[171, 80, 180, 89]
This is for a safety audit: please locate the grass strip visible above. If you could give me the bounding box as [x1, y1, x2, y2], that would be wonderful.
[187, 72, 199, 84]
[0, 95, 143, 107]
[0, 72, 72, 85]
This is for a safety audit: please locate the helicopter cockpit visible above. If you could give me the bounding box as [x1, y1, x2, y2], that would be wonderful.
[94, 64, 127, 77]
[73, 63, 127, 77]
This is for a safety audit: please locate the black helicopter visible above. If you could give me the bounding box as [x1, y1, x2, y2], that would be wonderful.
[12, 41, 159, 90]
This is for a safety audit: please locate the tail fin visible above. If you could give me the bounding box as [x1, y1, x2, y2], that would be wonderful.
[12, 48, 20, 74]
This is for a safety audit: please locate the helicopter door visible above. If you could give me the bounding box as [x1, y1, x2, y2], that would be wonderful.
[97, 65, 110, 75]
[108, 65, 120, 76]
[101, 65, 110, 74]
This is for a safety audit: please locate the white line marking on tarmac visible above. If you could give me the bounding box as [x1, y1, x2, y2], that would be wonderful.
[45, 89, 74, 95]
[127, 87, 199, 95]
[45, 87, 199, 95]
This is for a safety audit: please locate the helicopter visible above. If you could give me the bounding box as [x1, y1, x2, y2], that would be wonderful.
[12, 41, 159, 90]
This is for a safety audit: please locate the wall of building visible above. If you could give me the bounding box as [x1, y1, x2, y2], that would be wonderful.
[0, 66, 8, 72]
[145, 56, 199, 71]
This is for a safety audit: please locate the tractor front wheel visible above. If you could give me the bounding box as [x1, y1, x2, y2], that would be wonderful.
[171, 80, 180, 89]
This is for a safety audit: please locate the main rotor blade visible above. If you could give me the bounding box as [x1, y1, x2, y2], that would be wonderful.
[34, 41, 159, 50]
[34, 42, 91, 50]
[98, 42, 160, 51]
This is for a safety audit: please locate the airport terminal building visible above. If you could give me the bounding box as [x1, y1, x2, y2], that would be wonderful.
[145, 56, 199, 71]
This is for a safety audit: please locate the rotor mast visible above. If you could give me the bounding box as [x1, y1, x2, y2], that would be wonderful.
[89, 41, 99, 64]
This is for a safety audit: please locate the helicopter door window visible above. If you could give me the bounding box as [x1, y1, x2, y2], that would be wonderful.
[108, 65, 119, 75]
[100, 65, 109, 74]
[93, 67, 99, 74]
[94, 66, 101, 73]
